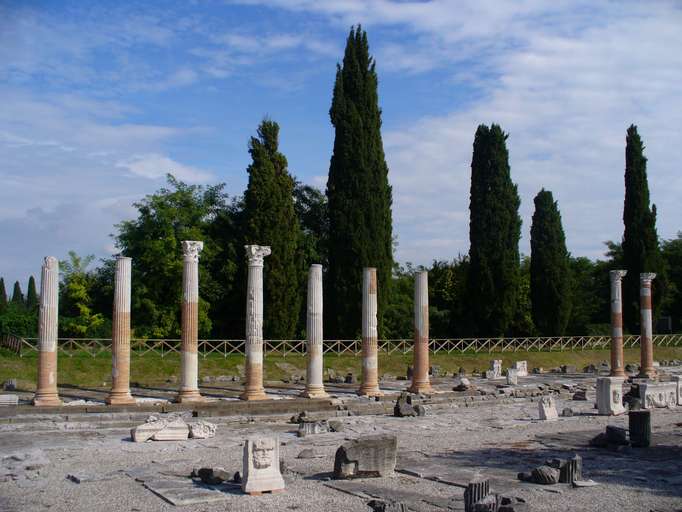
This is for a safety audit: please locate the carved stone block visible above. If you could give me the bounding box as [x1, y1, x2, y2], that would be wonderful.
[242, 436, 285, 494]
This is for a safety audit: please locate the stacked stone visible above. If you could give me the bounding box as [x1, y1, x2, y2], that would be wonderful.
[106, 256, 135, 405]
[358, 267, 382, 397]
[177, 241, 204, 403]
[639, 273, 656, 379]
[33, 257, 62, 406]
[609, 270, 627, 377]
[241, 245, 271, 401]
[301, 264, 327, 398]
[408, 271, 432, 394]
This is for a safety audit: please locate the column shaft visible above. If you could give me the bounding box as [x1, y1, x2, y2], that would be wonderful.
[302, 265, 327, 398]
[609, 270, 627, 377]
[639, 273, 656, 379]
[107, 257, 135, 405]
[33, 256, 61, 406]
[408, 271, 432, 393]
[358, 267, 382, 396]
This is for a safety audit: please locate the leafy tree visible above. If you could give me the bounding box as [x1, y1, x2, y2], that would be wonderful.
[0, 301, 37, 336]
[530, 189, 572, 335]
[383, 263, 420, 339]
[466, 124, 521, 336]
[326, 26, 393, 338]
[26, 275, 39, 310]
[429, 257, 469, 337]
[622, 125, 665, 331]
[294, 181, 329, 270]
[242, 119, 303, 339]
[11, 281, 23, 306]
[661, 233, 682, 331]
[0, 278, 7, 314]
[59, 251, 108, 337]
[512, 255, 536, 336]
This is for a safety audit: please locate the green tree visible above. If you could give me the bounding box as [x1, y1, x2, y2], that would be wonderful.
[661, 233, 682, 331]
[326, 26, 393, 337]
[0, 278, 7, 314]
[11, 281, 23, 306]
[59, 251, 108, 337]
[530, 189, 572, 335]
[26, 275, 38, 310]
[466, 124, 521, 336]
[622, 125, 665, 331]
[242, 119, 303, 339]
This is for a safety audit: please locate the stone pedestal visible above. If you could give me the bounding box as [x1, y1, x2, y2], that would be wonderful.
[638, 273, 656, 379]
[506, 368, 518, 385]
[408, 271, 432, 394]
[639, 381, 677, 409]
[242, 436, 285, 495]
[596, 376, 625, 415]
[177, 241, 204, 403]
[106, 257, 136, 405]
[33, 257, 62, 407]
[301, 264, 327, 398]
[358, 268, 382, 397]
[609, 270, 627, 377]
[486, 360, 502, 379]
[512, 360, 528, 377]
[538, 396, 558, 420]
[241, 245, 271, 401]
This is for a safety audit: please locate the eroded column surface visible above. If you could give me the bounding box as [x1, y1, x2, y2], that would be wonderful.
[177, 241, 204, 403]
[33, 256, 61, 406]
[241, 245, 271, 401]
[358, 267, 382, 396]
[609, 270, 627, 377]
[106, 257, 135, 405]
[302, 264, 328, 398]
[408, 271, 432, 394]
[639, 272, 657, 379]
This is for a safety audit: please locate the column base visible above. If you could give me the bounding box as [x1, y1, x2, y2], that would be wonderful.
[357, 386, 383, 397]
[638, 369, 657, 380]
[610, 369, 626, 377]
[33, 392, 62, 407]
[106, 392, 137, 406]
[407, 383, 433, 394]
[240, 389, 268, 401]
[300, 387, 329, 399]
[176, 390, 205, 403]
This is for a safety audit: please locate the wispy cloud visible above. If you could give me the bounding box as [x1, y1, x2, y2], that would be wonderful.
[116, 153, 213, 183]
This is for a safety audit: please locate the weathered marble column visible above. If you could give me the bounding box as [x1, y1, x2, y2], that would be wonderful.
[302, 264, 328, 398]
[609, 270, 627, 377]
[177, 241, 204, 403]
[408, 271, 432, 394]
[639, 272, 657, 379]
[106, 257, 135, 405]
[358, 267, 382, 397]
[33, 256, 62, 406]
[241, 245, 271, 401]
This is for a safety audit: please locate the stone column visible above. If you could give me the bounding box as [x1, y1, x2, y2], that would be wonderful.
[639, 272, 657, 379]
[408, 271, 432, 394]
[33, 256, 62, 406]
[609, 270, 627, 377]
[177, 241, 204, 403]
[302, 264, 327, 398]
[106, 256, 135, 405]
[358, 267, 382, 396]
[241, 245, 271, 401]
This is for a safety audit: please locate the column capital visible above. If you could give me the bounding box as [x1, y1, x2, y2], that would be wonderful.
[43, 256, 58, 269]
[181, 241, 204, 262]
[115, 255, 132, 262]
[609, 269, 627, 282]
[640, 272, 657, 285]
[245, 245, 271, 266]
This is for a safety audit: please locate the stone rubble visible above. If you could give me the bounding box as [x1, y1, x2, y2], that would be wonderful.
[130, 415, 216, 442]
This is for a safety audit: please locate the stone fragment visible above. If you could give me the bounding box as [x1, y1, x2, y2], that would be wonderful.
[629, 409, 651, 447]
[512, 361, 528, 377]
[532, 367, 543, 374]
[583, 364, 597, 374]
[506, 369, 518, 385]
[453, 376, 472, 391]
[188, 420, 216, 439]
[0, 394, 19, 406]
[572, 389, 587, 401]
[333, 435, 397, 479]
[345, 373, 356, 384]
[498, 496, 530, 512]
[487, 360, 502, 379]
[367, 499, 409, 512]
[464, 476, 490, 512]
[560, 365, 577, 374]
[194, 467, 227, 485]
[596, 376, 625, 415]
[297, 449, 322, 459]
[572, 479, 599, 487]
[414, 404, 426, 416]
[605, 425, 628, 445]
[538, 396, 558, 420]
[328, 420, 344, 432]
[297, 420, 329, 437]
[394, 394, 416, 417]
[672, 375, 682, 405]
[131, 418, 168, 443]
[546, 454, 582, 483]
[429, 365, 441, 377]
[561, 408, 574, 417]
[472, 494, 497, 512]
[530, 465, 560, 484]
[3, 379, 17, 391]
[625, 363, 639, 374]
[151, 418, 190, 441]
[242, 436, 285, 495]
[639, 381, 677, 409]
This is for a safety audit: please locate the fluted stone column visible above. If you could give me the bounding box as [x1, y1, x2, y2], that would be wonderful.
[358, 267, 382, 397]
[609, 270, 627, 377]
[33, 256, 62, 406]
[408, 271, 432, 394]
[241, 245, 271, 401]
[106, 257, 135, 405]
[177, 241, 204, 403]
[639, 273, 656, 379]
[301, 264, 328, 398]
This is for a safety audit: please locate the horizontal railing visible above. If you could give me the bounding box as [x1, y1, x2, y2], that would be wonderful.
[5, 334, 682, 358]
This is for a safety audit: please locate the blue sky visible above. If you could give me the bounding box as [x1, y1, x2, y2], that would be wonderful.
[1, 0, 682, 289]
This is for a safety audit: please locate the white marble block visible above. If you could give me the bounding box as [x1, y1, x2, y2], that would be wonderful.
[506, 369, 518, 385]
[538, 396, 558, 420]
[596, 376, 625, 415]
[488, 360, 502, 379]
[512, 360, 528, 377]
[242, 436, 285, 495]
[639, 381, 677, 409]
[673, 375, 682, 406]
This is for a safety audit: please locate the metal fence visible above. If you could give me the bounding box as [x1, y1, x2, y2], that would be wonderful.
[4, 334, 682, 358]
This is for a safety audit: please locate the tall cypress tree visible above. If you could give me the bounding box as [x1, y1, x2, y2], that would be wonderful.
[11, 281, 24, 306]
[622, 124, 664, 331]
[530, 189, 571, 336]
[243, 118, 302, 339]
[467, 124, 521, 336]
[0, 278, 7, 314]
[326, 26, 393, 337]
[26, 275, 39, 310]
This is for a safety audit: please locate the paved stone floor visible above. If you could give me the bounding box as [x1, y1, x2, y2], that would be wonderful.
[1, 370, 682, 512]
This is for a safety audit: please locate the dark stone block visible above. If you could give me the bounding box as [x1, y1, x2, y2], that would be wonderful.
[333, 435, 397, 479]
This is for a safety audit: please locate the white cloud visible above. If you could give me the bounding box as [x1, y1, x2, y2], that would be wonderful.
[116, 154, 213, 183]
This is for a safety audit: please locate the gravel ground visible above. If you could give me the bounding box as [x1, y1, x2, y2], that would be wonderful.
[1, 373, 682, 512]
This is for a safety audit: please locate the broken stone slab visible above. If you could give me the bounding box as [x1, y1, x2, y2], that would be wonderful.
[143, 478, 230, 506]
[130, 415, 170, 442]
[297, 420, 330, 437]
[453, 376, 472, 391]
[242, 436, 285, 495]
[530, 465, 560, 484]
[367, 499, 409, 512]
[152, 418, 190, 441]
[538, 396, 558, 420]
[0, 394, 19, 406]
[297, 448, 323, 459]
[188, 420, 216, 439]
[333, 435, 397, 479]
[572, 479, 599, 488]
